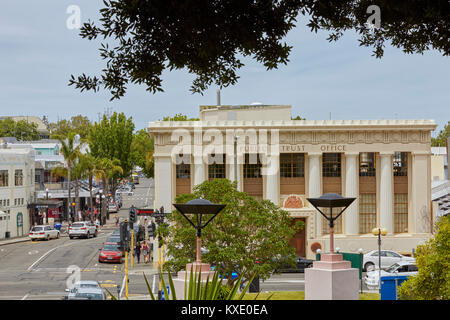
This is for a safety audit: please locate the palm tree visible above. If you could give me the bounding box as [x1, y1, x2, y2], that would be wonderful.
[78, 153, 96, 213]
[94, 158, 123, 224]
[54, 132, 84, 221]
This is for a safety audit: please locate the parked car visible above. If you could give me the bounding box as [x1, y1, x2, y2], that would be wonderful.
[363, 250, 415, 271]
[99, 242, 123, 263]
[116, 187, 133, 196]
[66, 287, 106, 300]
[108, 202, 118, 213]
[106, 235, 121, 246]
[69, 221, 98, 239]
[274, 255, 314, 273]
[29, 225, 60, 241]
[364, 261, 419, 289]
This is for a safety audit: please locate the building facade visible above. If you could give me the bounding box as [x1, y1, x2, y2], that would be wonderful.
[148, 105, 437, 259]
[0, 147, 35, 239]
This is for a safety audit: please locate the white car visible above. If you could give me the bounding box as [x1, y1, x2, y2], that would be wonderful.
[363, 250, 415, 271]
[365, 261, 419, 289]
[66, 287, 106, 300]
[69, 221, 98, 239]
[108, 203, 118, 213]
[29, 225, 60, 241]
[116, 187, 133, 196]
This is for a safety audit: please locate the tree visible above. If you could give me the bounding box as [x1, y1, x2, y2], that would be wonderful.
[78, 153, 97, 212]
[54, 132, 84, 221]
[69, 0, 450, 99]
[49, 115, 92, 140]
[0, 118, 40, 141]
[160, 179, 303, 288]
[397, 215, 450, 300]
[161, 114, 200, 121]
[431, 122, 450, 147]
[130, 129, 154, 178]
[94, 157, 123, 223]
[89, 112, 135, 177]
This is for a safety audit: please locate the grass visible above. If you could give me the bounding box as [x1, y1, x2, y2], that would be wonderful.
[243, 291, 380, 300]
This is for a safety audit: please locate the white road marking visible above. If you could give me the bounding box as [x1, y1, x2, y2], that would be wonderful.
[27, 234, 109, 272]
[21, 294, 29, 300]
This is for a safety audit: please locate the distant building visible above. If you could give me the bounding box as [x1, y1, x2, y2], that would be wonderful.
[0, 116, 50, 139]
[431, 147, 449, 220]
[0, 147, 35, 239]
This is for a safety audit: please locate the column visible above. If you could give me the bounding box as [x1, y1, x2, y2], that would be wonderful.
[345, 153, 359, 235]
[410, 152, 431, 234]
[308, 153, 322, 237]
[379, 152, 393, 234]
[154, 156, 173, 212]
[193, 155, 206, 186]
[265, 154, 279, 206]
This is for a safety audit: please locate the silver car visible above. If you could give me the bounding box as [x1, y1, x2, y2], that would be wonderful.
[66, 287, 106, 300]
[69, 221, 98, 239]
[363, 250, 415, 271]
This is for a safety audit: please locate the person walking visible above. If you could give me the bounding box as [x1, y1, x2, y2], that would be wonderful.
[115, 214, 119, 227]
[134, 241, 141, 264]
[142, 241, 149, 264]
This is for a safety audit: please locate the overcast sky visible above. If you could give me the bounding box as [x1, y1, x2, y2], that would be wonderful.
[0, 1, 449, 135]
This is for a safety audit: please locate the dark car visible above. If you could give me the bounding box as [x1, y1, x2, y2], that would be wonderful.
[274, 255, 314, 273]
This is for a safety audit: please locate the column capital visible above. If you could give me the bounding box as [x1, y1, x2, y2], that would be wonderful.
[307, 152, 322, 157]
[344, 152, 359, 156]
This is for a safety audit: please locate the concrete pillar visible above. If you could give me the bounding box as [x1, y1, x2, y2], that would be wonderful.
[308, 153, 322, 237]
[345, 153, 359, 235]
[265, 153, 279, 206]
[193, 155, 206, 186]
[410, 152, 431, 234]
[379, 152, 393, 234]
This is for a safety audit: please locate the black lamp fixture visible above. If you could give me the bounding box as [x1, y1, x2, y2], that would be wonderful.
[173, 198, 225, 266]
[307, 193, 356, 254]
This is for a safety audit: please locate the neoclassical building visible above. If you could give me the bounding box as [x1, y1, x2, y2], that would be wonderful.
[148, 105, 437, 259]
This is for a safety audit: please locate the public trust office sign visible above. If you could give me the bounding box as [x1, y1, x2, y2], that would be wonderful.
[237, 144, 347, 153]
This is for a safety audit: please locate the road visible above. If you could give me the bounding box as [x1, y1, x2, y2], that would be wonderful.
[0, 178, 371, 300]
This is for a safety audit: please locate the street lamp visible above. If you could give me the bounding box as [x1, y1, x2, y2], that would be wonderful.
[45, 188, 50, 224]
[307, 193, 356, 254]
[372, 227, 388, 292]
[96, 191, 106, 226]
[173, 198, 225, 267]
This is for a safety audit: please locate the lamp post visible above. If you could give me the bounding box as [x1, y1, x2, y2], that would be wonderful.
[173, 198, 225, 267]
[45, 188, 50, 224]
[307, 193, 356, 254]
[372, 227, 388, 292]
[96, 190, 106, 226]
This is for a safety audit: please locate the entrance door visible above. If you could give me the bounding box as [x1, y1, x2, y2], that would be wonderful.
[289, 218, 306, 257]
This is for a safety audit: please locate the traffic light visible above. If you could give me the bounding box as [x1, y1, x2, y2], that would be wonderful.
[119, 221, 130, 252]
[129, 207, 136, 222]
[148, 221, 156, 237]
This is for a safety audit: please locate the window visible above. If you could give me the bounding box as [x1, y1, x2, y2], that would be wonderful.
[15, 169, 23, 186]
[322, 153, 341, 177]
[359, 194, 376, 234]
[393, 152, 407, 176]
[175, 154, 190, 179]
[359, 153, 376, 176]
[208, 154, 226, 179]
[0, 170, 8, 187]
[394, 193, 408, 233]
[280, 153, 305, 178]
[244, 154, 262, 178]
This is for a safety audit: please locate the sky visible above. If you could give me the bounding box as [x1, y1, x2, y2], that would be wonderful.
[0, 1, 449, 135]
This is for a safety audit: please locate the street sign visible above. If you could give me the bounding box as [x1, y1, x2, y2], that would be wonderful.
[137, 208, 154, 216]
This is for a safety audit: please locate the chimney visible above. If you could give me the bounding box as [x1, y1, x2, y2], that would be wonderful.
[217, 89, 221, 106]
